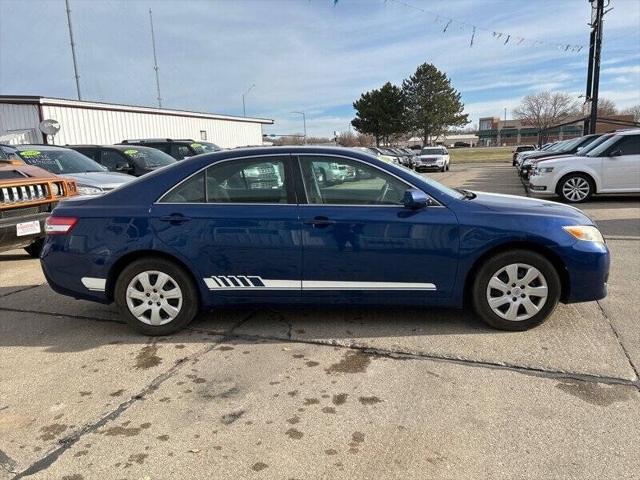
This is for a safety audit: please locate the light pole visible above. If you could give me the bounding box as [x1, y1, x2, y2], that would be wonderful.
[242, 84, 255, 117]
[291, 111, 306, 144]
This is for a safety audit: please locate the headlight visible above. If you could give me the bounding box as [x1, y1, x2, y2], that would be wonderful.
[77, 184, 103, 195]
[51, 182, 63, 196]
[563, 225, 604, 243]
[532, 166, 554, 176]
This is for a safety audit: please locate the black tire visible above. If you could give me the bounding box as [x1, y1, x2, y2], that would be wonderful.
[24, 238, 44, 258]
[557, 173, 594, 203]
[472, 249, 561, 331]
[114, 257, 200, 335]
[440, 165, 446, 172]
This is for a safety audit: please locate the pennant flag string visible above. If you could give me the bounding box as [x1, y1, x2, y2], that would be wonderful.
[339, 0, 586, 54]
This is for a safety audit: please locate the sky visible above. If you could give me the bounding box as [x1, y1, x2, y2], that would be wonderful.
[1, 0, 639, 137]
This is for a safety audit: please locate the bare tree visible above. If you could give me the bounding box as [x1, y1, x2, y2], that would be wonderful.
[336, 131, 358, 147]
[513, 91, 580, 144]
[582, 97, 617, 116]
[621, 104, 640, 122]
[356, 133, 375, 146]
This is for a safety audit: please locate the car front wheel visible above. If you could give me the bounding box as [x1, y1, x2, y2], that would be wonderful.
[115, 258, 199, 335]
[472, 250, 560, 331]
[558, 173, 594, 203]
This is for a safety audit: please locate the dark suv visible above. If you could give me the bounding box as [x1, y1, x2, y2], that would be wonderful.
[118, 139, 222, 160]
[67, 145, 176, 176]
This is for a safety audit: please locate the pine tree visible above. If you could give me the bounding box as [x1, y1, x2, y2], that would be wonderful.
[351, 82, 406, 146]
[402, 63, 469, 145]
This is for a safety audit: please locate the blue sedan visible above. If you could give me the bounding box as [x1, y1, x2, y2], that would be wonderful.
[41, 147, 609, 335]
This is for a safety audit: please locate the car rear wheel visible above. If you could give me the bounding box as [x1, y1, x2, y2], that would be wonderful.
[558, 173, 594, 203]
[115, 258, 199, 335]
[472, 250, 560, 331]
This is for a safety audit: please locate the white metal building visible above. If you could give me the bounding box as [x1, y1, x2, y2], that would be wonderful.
[0, 96, 273, 147]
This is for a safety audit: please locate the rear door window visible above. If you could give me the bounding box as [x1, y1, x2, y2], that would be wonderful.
[160, 156, 289, 204]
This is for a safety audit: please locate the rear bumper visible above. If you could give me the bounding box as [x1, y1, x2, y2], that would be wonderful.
[41, 241, 111, 304]
[0, 211, 48, 252]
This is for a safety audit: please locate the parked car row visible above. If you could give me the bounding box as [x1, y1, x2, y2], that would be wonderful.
[356, 146, 450, 172]
[0, 145, 78, 256]
[523, 129, 640, 203]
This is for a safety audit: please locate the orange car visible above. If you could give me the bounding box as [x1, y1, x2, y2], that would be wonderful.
[0, 147, 78, 257]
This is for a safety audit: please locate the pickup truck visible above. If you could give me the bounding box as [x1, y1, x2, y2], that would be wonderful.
[0, 148, 78, 257]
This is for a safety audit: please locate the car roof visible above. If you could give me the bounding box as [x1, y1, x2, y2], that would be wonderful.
[120, 138, 195, 144]
[14, 144, 72, 151]
[615, 128, 640, 136]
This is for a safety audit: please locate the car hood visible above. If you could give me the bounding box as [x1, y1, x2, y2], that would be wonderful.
[470, 191, 592, 224]
[66, 171, 136, 189]
[522, 150, 571, 161]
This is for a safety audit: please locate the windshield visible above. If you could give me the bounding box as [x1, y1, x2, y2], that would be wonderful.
[584, 135, 622, 157]
[401, 166, 465, 200]
[420, 148, 445, 155]
[17, 148, 106, 174]
[121, 147, 176, 168]
[553, 136, 589, 153]
[577, 134, 613, 156]
[189, 141, 221, 154]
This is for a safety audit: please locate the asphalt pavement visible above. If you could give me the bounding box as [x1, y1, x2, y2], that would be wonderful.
[0, 162, 638, 480]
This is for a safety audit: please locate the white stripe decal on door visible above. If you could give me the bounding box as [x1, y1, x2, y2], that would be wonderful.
[302, 280, 436, 291]
[203, 276, 435, 291]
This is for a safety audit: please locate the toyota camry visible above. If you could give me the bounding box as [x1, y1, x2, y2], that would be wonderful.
[41, 146, 609, 335]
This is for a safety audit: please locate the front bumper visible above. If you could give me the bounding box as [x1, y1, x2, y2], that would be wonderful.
[415, 163, 443, 171]
[0, 210, 49, 252]
[528, 174, 555, 195]
[560, 240, 610, 303]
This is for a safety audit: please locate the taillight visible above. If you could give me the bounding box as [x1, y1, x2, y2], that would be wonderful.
[45, 216, 78, 235]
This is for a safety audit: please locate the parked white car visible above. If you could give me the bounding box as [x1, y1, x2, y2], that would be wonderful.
[415, 147, 450, 172]
[529, 129, 640, 203]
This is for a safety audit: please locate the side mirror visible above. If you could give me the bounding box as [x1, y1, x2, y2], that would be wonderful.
[610, 149, 622, 157]
[402, 188, 429, 209]
[115, 162, 131, 172]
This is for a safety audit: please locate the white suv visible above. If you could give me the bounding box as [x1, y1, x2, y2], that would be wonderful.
[529, 129, 640, 203]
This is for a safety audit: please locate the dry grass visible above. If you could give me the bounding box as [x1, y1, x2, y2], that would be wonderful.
[449, 147, 512, 163]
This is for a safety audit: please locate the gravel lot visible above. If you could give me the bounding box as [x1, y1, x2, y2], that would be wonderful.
[1, 163, 638, 480]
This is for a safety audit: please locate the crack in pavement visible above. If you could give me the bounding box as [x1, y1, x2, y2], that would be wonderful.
[0, 284, 42, 299]
[11, 314, 253, 480]
[189, 327, 640, 390]
[597, 299, 640, 381]
[0, 306, 124, 324]
[0, 449, 17, 475]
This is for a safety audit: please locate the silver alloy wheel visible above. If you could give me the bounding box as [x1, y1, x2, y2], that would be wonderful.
[486, 263, 548, 322]
[125, 270, 183, 326]
[562, 177, 590, 202]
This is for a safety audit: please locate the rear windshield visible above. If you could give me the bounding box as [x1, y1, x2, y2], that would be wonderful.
[17, 149, 106, 174]
[189, 142, 221, 154]
[121, 148, 176, 168]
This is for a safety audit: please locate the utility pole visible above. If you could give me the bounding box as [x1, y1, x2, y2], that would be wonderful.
[149, 9, 162, 108]
[242, 84, 255, 117]
[292, 111, 307, 144]
[65, 0, 82, 100]
[584, 0, 607, 135]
